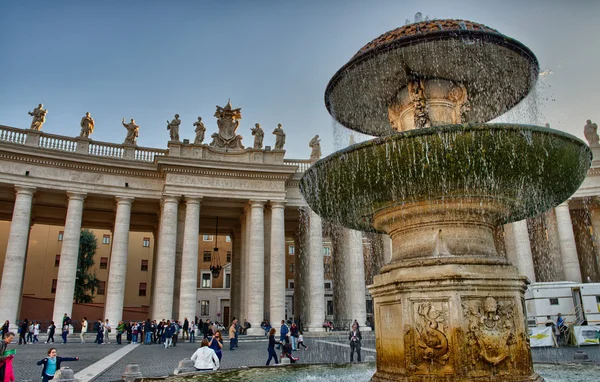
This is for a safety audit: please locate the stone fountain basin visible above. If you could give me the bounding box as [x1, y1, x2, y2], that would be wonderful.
[300, 124, 591, 233]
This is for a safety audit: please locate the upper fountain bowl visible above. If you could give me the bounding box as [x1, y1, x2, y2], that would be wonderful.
[325, 19, 539, 136]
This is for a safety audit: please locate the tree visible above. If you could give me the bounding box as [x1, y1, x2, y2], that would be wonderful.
[74, 229, 100, 304]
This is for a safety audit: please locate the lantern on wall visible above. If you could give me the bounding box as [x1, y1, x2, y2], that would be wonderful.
[210, 216, 222, 278]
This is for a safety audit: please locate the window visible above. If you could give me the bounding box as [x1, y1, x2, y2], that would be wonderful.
[323, 246, 331, 256]
[54, 255, 60, 267]
[100, 257, 108, 269]
[289, 263, 294, 273]
[141, 260, 148, 272]
[226, 235, 231, 242]
[225, 273, 231, 289]
[226, 251, 231, 263]
[288, 245, 295, 255]
[288, 279, 294, 289]
[138, 282, 147, 296]
[142, 237, 150, 247]
[102, 234, 111, 245]
[201, 300, 210, 316]
[203, 235, 213, 241]
[326, 300, 334, 315]
[51, 279, 57, 293]
[324, 282, 332, 290]
[98, 281, 106, 295]
[366, 299, 374, 314]
[201, 272, 212, 288]
[596, 296, 600, 303]
[549, 298, 559, 305]
[58, 231, 64, 241]
[203, 251, 211, 262]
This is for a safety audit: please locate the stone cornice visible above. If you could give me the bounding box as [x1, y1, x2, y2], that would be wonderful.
[162, 166, 291, 181]
[0, 147, 161, 178]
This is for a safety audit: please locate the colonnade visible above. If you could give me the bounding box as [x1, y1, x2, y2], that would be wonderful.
[0, 186, 372, 333]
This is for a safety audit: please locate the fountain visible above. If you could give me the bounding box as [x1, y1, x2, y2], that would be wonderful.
[300, 19, 591, 381]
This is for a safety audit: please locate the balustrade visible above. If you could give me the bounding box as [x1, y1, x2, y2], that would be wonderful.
[0, 125, 27, 144]
[39, 134, 77, 152]
[284, 159, 312, 172]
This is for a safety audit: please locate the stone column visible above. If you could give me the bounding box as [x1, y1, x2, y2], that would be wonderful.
[172, 202, 185, 319]
[53, 192, 87, 325]
[246, 200, 266, 334]
[555, 202, 582, 282]
[0, 186, 35, 328]
[510, 220, 536, 283]
[178, 197, 201, 323]
[306, 210, 325, 332]
[293, 233, 303, 320]
[231, 226, 242, 321]
[269, 201, 286, 333]
[239, 213, 247, 321]
[103, 197, 134, 325]
[263, 207, 272, 318]
[339, 228, 369, 330]
[151, 196, 179, 320]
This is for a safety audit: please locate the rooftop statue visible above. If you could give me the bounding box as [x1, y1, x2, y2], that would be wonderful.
[210, 100, 244, 149]
[167, 114, 181, 142]
[122, 118, 139, 145]
[79, 112, 95, 138]
[584, 119, 599, 146]
[251, 123, 264, 149]
[193, 117, 206, 144]
[28, 103, 47, 131]
[272, 123, 286, 150]
[309, 134, 321, 161]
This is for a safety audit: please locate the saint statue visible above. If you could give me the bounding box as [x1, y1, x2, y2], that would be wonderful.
[79, 112, 95, 138]
[193, 117, 206, 144]
[272, 123, 286, 150]
[309, 134, 322, 161]
[251, 123, 264, 149]
[584, 119, 599, 146]
[28, 103, 47, 131]
[167, 114, 181, 142]
[122, 118, 140, 145]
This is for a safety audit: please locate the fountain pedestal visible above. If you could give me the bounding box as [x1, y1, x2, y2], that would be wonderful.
[369, 200, 542, 381]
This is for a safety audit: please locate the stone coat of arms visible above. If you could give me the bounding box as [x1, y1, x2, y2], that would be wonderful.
[210, 100, 245, 149]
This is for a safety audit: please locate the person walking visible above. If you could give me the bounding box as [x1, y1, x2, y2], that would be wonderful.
[1, 321, 9, 339]
[290, 322, 299, 350]
[19, 319, 28, 345]
[208, 331, 223, 361]
[45, 322, 56, 344]
[0, 332, 16, 381]
[95, 319, 103, 345]
[131, 322, 139, 344]
[103, 319, 111, 344]
[27, 321, 34, 343]
[297, 331, 308, 350]
[229, 321, 237, 350]
[266, 328, 280, 365]
[80, 317, 88, 344]
[190, 339, 220, 371]
[61, 323, 69, 344]
[37, 347, 79, 382]
[189, 321, 196, 343]
[172, 321, 180, 347]
[349, 323, 362, 362]
[164, 321, 173, 349]
[33, 321, 40, 343]
[277, 320, 288, 350]
[144, 319, 152, 345]
[183, 317, 189, 340]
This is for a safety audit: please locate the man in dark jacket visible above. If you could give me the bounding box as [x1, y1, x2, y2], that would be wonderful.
[19, 319, 28, 345]
[183, 317, 189, 340]
[349, 323, 362, 362]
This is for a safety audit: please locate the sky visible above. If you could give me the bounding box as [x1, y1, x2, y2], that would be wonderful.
[1, 0, 599, 159]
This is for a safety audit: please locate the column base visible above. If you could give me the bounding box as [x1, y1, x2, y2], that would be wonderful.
[306, 326, 325, 332]
[246, 327, 265, 336]
[369, 258, 542, 381]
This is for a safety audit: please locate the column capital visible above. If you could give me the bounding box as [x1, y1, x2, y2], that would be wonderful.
[249, 200, 267, 208]
[66, 191, 87, 201]
[184, 196, 202, 205]
[161, 195, 180, 205]
[270, 200, 287, 209]
[115, 196, 134, 205]
[15, 186, 36, 196]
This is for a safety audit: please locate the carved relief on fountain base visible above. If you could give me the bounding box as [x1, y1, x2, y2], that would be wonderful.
[369, 262, 543, 381]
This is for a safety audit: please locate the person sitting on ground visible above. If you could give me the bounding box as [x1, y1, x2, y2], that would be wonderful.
[37, 347, 78, 382]
[190, 339, 220, 371]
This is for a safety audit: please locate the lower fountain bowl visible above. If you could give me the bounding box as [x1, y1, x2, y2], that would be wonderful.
[300, 123, 591, 233]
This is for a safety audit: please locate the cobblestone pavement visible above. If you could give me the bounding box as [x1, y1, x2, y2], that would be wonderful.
[10, 341, 119, 382]
[9, 334, 600, 381]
